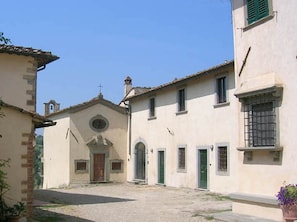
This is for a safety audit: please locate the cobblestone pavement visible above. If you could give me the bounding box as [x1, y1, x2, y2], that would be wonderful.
[33, 183, 232, 222]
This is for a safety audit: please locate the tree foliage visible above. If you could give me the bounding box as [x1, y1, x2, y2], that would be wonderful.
[34, 135, 44, 188]
[0, 33, 11, 44]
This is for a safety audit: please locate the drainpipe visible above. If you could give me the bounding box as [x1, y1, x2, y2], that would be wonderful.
[124, 101, 132, 156]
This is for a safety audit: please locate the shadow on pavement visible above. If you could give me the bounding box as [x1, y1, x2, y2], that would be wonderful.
[34, 189, 134, 205]
[33, 207, 93, 222]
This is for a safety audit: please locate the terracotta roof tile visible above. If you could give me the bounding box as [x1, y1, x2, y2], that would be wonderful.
[0, 44, 59, 67]
[125, 60, 234, 101]
[46, 95, 127, 118]
[0, 100, 56, 128]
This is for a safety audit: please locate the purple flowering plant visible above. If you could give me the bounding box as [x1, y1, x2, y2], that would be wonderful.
[277, 184, 297, 206]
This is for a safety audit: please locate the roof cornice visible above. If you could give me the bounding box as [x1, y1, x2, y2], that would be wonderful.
[46, 96, 128, 118]
[125, 60, 234, 101]
[0, 44, 59, 68]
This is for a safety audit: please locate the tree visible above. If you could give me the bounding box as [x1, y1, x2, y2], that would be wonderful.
[0, 33, 10, 44]
[34, 135, 43, 188]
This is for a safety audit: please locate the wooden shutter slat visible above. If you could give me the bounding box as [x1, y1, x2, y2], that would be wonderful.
[247, 0, 269, 25]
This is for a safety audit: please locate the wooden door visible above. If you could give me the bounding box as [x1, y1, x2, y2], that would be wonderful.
[198, 149, 208, 189]
[158, 151, 165, 184]
[93, 153, 105, 182]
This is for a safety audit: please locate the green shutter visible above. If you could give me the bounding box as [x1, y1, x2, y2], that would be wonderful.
[258, 0, 269, 19]
[247, 0, 269, 25]
[247, 0, 257, 24]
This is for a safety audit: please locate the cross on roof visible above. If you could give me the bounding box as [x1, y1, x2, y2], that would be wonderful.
[98, 84, 103, 94]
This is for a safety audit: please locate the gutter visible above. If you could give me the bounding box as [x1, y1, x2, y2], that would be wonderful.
[37, 65, 46, 72]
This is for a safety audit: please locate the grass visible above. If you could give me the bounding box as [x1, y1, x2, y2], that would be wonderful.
[192, 213, 215, 220]
[204, 192, 231, 201]
[192, 209, 232, 221]
[205, 215, 214, 220]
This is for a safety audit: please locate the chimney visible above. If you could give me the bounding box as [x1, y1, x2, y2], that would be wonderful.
[124, 76, 132, 96]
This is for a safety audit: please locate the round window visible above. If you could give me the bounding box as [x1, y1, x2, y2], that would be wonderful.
[89, 115, 109, 132]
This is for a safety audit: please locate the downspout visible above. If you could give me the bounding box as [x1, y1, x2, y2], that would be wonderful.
[124, 101, 132, 156]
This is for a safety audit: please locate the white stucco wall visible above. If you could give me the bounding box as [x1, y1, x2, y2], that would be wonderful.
[231, 1, 297, 220]
[43, 114, 70, 188]
[127, 65, 238, 194]
[232, 0, 297, 195]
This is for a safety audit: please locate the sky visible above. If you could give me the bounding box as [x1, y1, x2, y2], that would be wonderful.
[1, 0, 234, 114]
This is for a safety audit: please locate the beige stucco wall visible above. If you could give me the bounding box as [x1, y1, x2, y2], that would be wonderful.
[0, 107, 31, 206]
[69, 103, 127, 183]
[0, 54, 37, 112]
[127, 67, 238, 194]
[43, 100, 127, 188]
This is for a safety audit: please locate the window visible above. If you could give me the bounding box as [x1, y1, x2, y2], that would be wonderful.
[89, 115, 109, 132]
[75, 160, 89, 173]
[110, 160, 123, 173]
[217, 76, 227, 104]
[235, 86, 282, 150]
[244, 100, 276, 147]
[218, 146, 228, 172]
[177, 147, 186, 171]
[177, 88, 186, 112]
[247, 0, 269, 25]
[216, 143, 229, 175]
[149, 97, 156, 118]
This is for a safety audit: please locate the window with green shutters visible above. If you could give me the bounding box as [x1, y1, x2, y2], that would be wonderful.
[247, 0, 269, 24]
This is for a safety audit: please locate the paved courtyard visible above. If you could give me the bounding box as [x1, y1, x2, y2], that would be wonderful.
[32, 183, 278, 222]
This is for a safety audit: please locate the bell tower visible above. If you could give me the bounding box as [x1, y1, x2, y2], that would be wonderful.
[44, 100, 60, 115]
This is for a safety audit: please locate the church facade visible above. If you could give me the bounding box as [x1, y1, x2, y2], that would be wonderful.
[43, 95, 128, 188]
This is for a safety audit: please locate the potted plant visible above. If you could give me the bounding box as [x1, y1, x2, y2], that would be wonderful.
[5, 202, 25, 222]
[277, 183, 297, 220]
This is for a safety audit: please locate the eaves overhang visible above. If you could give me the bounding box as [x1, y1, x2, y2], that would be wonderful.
[0, 44, 59, 68]
[0, 100, 56, 129]
[46, 96, 128, 118]
[124, 60, 234, 102]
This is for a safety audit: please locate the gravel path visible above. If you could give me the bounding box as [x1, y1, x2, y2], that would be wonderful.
[33, 183, 232, 222]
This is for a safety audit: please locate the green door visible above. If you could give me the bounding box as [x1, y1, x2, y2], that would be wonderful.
[135, 143, 146, 180]
[198, 149, 208, 189]
[158, 151, 165, 184]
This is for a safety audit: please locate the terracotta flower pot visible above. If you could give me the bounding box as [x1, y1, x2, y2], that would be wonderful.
[281, 204, 297, 221]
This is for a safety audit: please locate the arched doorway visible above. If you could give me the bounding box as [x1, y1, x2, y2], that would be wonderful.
[135, 142, 146, 180]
